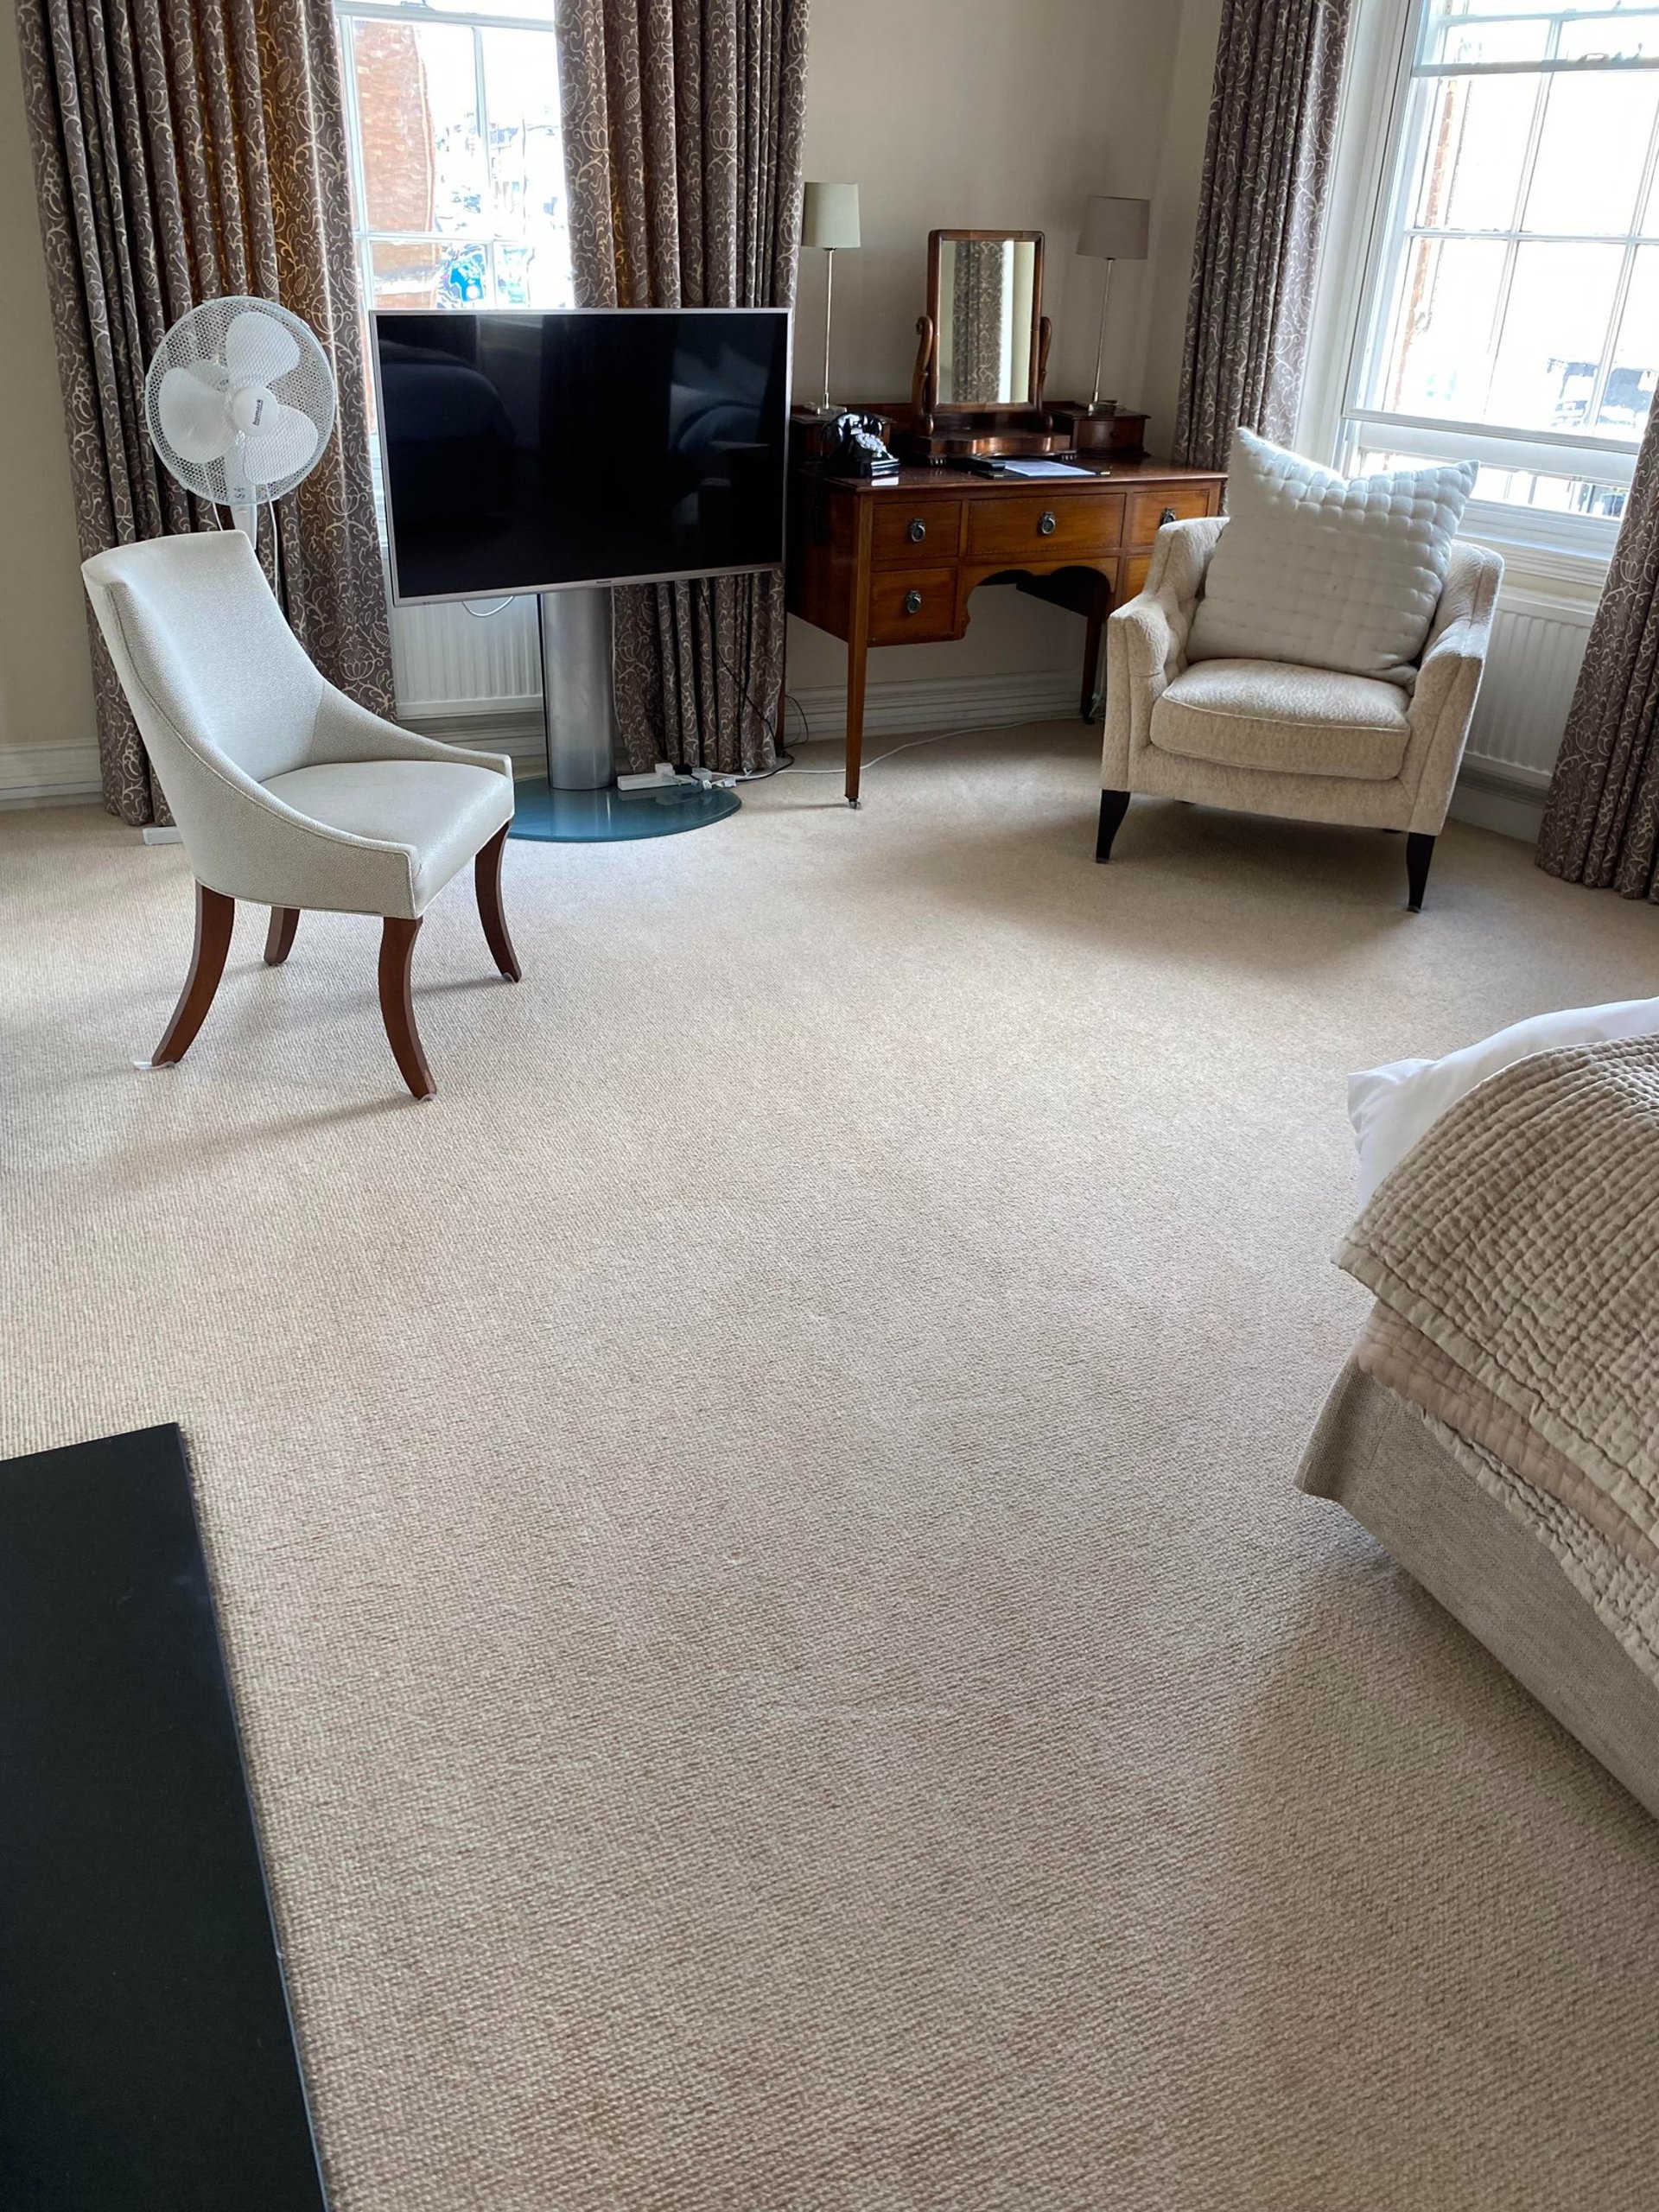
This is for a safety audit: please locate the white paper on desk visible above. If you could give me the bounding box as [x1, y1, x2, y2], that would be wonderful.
[995, 459, 1094, 479]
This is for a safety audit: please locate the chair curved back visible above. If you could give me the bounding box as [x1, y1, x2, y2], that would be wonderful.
[82, 531, 327, 845]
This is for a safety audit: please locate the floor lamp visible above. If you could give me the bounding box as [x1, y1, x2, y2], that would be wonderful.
[1077, 196, 1150, 416]
[802, 182, 861, 417]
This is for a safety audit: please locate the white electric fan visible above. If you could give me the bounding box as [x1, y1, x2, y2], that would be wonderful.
[144, 296, 337, 545]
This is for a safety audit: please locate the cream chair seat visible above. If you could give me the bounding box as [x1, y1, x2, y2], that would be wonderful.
[82, 531, 519, 1098]
[1098, 517, 1503, 907]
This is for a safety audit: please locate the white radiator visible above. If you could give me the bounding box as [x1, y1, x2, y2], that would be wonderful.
[390, 597, 542, 727]
[1465, 586, 1594, 793]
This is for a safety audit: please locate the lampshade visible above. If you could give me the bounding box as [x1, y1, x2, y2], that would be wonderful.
[802, 181, 861, 251]
[1077, 195, 1149, 263]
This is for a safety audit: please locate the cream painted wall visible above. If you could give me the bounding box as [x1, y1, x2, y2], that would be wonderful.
[0, 0, 1221, 795]
[788, 0, 1212, 699]
[0, 1, 99, 800]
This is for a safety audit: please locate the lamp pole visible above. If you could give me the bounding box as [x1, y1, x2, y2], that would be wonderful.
[1089, 258, 1116, 415]
[820, 246, 836, 416]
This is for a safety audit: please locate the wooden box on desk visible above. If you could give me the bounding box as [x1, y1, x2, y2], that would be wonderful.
[1046, 405, 1150, 458]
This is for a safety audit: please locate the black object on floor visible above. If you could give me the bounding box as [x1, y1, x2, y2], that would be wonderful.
[0, 1424, 328, 2212]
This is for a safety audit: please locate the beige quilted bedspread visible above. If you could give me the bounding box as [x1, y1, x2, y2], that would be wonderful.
[1337, 1033, 1659, 1551]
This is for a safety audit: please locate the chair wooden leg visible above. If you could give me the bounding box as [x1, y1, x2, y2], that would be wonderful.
[474, 824, 521, 982]
[264, 907, 300, 965]
[1096, 789, 1132, 863]
[1406, 832, 1436, 912]
[149, 883, 235, 1067]
[378, 916, 435, 1100]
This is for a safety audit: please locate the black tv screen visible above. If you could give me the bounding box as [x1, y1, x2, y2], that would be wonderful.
[372, 308, 791, 604]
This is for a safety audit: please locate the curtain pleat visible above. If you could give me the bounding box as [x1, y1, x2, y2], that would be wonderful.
[1537, 405, 1659, 897]
[556, 0, 808, 775]
[1173, 0, 1352, 472]
[16, 0, 393, 823]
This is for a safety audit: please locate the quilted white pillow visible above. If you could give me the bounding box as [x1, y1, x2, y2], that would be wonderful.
[1187, 429, 1477, 688]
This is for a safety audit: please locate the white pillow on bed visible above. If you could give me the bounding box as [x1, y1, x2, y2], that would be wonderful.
[1349, 995, 1659, 1205]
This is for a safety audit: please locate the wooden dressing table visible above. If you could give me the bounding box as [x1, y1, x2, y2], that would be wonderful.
[785, 452, 1227, 804]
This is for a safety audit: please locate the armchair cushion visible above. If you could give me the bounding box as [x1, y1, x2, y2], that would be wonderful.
[1152, 660, 1411, 783]
[1187, 429, 1477, 686]
[264, 759, 515, 914]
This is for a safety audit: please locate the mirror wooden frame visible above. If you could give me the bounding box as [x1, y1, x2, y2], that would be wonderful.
[910, 229, 1056, 453]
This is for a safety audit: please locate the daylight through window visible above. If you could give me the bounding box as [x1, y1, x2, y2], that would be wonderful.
[1343, 1, 1659, 528]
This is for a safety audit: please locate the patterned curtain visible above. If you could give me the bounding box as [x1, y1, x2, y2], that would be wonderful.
[1536, 411, 1659, 897]
[1173, 0, 1353, 472]
[556, 0, 809, 775]
[15, 0, 392, 824]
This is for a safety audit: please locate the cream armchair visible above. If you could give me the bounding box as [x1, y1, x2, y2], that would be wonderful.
[83, 531, 518, 1099]
[1097, 518, 1503, 908]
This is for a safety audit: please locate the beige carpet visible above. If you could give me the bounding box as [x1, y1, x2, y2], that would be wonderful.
[6, 724, 1659, 2212]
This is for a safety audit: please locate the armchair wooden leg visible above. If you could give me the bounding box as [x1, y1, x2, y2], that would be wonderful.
[149, 883, 235, 1067]
[1096, 790, 1131, 863]
[474, 824, 521, 982]
[378, 916, 435, 1100]
[264, 907, 300, 965]
[1406, 833, 1436, 912]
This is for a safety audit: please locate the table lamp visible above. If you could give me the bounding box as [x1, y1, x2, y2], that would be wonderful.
[801, 181, 861, 416]
[1077, 195, 1150, 415]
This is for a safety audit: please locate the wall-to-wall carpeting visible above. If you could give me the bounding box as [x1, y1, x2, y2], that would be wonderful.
[5, 726, 1659, 2210]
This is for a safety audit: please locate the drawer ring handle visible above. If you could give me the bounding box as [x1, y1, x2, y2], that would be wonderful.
[904, 589, 924, 614]
[1038, 511, 1058, 537]
[1160, 506, 1177, 526]
[907, 518, 927, 543]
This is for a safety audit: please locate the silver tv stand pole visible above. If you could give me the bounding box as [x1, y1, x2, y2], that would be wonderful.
[538, 586, 620, 791]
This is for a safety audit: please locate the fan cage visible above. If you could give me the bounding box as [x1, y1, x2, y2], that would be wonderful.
[143, 295, 338, 509]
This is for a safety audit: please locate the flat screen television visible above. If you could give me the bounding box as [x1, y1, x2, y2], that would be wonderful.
[371, 308, 791, 607]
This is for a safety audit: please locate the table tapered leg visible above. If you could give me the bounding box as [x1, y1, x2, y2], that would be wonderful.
[150, 883, 235, 1066]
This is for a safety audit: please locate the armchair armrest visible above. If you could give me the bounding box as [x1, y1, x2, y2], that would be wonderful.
[1102, 515, 1225, 786]
[1402, 542, 1504, 834]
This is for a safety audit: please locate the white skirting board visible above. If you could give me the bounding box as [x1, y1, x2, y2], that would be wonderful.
[0, 741, 103, 809]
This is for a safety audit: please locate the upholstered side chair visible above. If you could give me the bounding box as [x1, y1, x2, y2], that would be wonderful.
[1096, 518, 1503, 908]
[83, 532, 519, 1100]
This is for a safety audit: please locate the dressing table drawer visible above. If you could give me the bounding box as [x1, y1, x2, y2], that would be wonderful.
[1127, 486, 1215, 542]
[867, 566, 959, 644]
[966, 493, 1125, 564]
[871, 499, 963, 565]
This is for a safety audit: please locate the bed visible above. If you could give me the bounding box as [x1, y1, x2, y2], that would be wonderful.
[1298, 1359, 1659, 1821]
[1300, 1028, 1659, 1821]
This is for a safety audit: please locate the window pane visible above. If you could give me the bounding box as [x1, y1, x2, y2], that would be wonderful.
[1524, 71, 1659, 234]
[350, 18, 488, 238]
[1376, 236, 1507, 417]
[1558, 12, 1659, 60]
[1350, 444, 1629, 520]
[368, 237, 489, 309]
[1421, 16, 1550, 65]
[1409, 73, 1538, 232]
[1488, 240, 1624, 430]
[480, 29, 572, 303]
[1599, 243, 1659, 433]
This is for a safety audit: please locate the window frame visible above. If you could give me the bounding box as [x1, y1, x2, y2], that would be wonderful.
[333, 0, 573, 329]
[1308, 0, 1659, 567]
